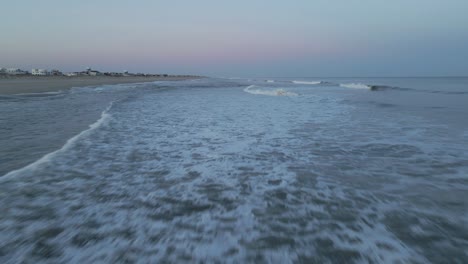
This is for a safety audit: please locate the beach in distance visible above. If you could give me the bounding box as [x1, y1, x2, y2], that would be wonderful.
[0, 75, 200, 95]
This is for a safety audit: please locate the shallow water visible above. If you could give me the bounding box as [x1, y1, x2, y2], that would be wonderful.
[1, 78, 467, 263]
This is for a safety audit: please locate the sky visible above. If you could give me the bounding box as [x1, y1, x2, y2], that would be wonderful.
[1, 0, 467, 77]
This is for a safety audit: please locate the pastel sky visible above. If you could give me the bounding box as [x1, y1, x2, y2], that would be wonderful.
[1, 0, 467, 77]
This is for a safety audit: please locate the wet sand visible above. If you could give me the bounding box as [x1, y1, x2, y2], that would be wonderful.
[0, 75, 200, 95]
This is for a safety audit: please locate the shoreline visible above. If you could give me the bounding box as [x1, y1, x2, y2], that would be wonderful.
[0, 75, 201, 95]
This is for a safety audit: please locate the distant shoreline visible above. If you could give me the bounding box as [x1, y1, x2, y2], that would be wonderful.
[0, 75, 202, 95]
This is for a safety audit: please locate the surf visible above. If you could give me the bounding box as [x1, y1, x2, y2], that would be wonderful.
[339, 83, 371, 90]
[292, 80, 322, 85]
[0, 101, 116, 180]
[243, 85, 298, 97]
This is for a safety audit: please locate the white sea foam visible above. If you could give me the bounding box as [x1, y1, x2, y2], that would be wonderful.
[1, 101, 115, 179]
[1, 78, 465, 262]
[266, 80, 275, 83]
[244, 85, 297, 97]
[292, 80, 321, 85]
[340, 83, 371, 90]
[69, 83, 140, 94]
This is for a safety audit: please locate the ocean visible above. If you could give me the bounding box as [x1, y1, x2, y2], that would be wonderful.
[0, 77, 467, 263]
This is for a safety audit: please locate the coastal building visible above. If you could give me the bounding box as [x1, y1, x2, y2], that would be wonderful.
[65, 72, 78, 77]
[83, 67, 102, 76]
[5, 68, 27, 75]
[89, 70, 102, 76]
[104, 72, 123, 76]
[50, 69, 63, 76]
[0, 68, 6, 74]
[31, 69, 48, 76]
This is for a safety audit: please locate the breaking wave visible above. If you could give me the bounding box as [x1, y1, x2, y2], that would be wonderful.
[291, 81, 398, 92]
[1, 101, 115, 179]
[0, 91, 67, 101]
[244, 85, 298, 97]
[340, 83, 371, 90]
[14, 91, 65, 96]
[292, 80, 322, 85]
[340, 83, 465, 94]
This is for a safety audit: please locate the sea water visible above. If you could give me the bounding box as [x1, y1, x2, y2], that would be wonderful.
[0, 77, 467, 262]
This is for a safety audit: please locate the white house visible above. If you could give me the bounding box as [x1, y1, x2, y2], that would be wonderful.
[89, 70, 102, 76]
[31, 69, 48, 76]
[50, 69, 62, 76]
[6, 68, 27, 75]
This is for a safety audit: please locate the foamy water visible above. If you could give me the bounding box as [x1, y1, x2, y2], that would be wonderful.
[339, 83, 371, 90]
[292, 80, 322, 85]
[244, 85, 298, 96]
[1, 78, 468, 263]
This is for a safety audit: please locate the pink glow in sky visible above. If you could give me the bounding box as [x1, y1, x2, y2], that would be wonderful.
[1, 0, 467, 76]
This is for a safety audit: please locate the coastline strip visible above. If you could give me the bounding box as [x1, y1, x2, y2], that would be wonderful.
[0, 76, 200, 95]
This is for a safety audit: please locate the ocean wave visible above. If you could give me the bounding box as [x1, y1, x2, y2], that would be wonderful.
[244, 85, 298, 97]
[340, 83, 408, 92]
[0, 101, 115, 179]
[292, 80, 322, 85]
[339, 83, 371, 90]
[340, 83, 467, 94]
[427, 90, 468, 95]
[0, 91, 67, 101]
[69, 83, 139, 94]
[266, 80, 275, 83]
[13, 91, 65, 96]
[0, 95, 26, 101]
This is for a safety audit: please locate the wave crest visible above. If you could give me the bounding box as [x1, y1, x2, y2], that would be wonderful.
[244, 85, 298, 97]
[292, 80, 322, 85]
[339, 83, 371, 90]
[1, 101, 115, 179]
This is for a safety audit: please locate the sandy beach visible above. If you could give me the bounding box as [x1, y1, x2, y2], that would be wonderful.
[0, 75, 199, 95]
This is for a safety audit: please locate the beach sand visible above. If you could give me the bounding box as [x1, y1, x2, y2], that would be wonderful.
[0, 75, 199, 95]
